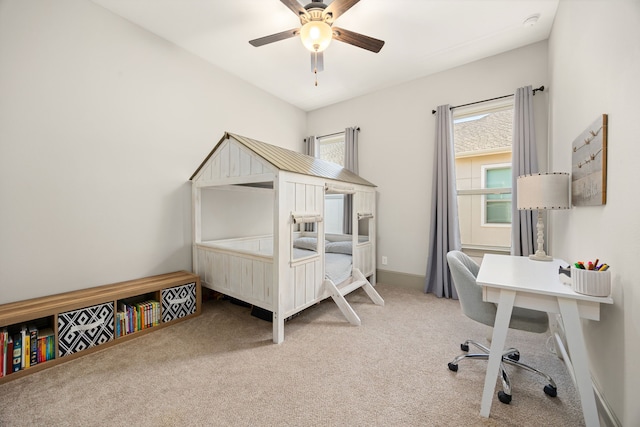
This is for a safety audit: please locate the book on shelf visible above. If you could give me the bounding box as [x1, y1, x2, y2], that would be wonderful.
[1, 323, 55, 374]
[37, 328, 55, 363]
[117, 300, 160, 336]
[28, 325, 38, 367]
[21, 325, 30, 369]
[0, 328, 7, 377]
[135, 300, 159, 330]
[6, 338, 13, 376]
[115, 311, 121, 338]
[12, 333, 21, 373]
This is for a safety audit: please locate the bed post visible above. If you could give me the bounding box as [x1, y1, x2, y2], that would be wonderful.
[272, 172, 286, 344]
[273, 312, 285, 344]
[371, 189, 377, 285]
[192, 184, 201, 274]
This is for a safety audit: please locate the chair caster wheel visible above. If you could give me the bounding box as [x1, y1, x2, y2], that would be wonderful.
[448, 362, 458, 372]
[544, 384, 558, 397]
[460, 343, 469, 352]
[507, 352, 520, 361]
[498, 391, 512, 404]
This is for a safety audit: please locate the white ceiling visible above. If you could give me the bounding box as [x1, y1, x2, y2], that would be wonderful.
[90, 0, 558, 112]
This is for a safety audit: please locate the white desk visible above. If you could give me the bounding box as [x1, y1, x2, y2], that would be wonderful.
[476, 254, 613, 427]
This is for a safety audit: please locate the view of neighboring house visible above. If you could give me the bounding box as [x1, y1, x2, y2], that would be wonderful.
[454, 107, 513, 251]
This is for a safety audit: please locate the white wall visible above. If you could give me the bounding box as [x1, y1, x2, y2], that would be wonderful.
[548, 1, 640, 425]
[0, 0, 306, 304]
[307, 41, 549, 278]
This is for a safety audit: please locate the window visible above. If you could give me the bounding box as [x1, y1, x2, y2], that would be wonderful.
[318, 132, 346, 234]
[357, 213, 373, 243]
[291, 213, 321, 261]
[483, 164, 512, 224]
[318, 133, 345, 167]
[453, 103, 513, 250]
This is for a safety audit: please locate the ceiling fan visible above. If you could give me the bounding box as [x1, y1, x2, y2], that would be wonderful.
[249, 0, 385, 83]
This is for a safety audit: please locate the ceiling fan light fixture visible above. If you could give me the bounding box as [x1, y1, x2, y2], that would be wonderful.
[300, 21, 332, 52]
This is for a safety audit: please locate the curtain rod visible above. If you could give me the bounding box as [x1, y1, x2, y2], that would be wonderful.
[431, 86, 544, 115]
[317, 127, 360, 139]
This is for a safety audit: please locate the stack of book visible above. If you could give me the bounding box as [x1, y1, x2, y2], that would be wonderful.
[1, 325, 55, 377]
[116, 300, 160, 337]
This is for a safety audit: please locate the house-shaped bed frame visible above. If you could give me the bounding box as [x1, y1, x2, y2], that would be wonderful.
[190, 132, 383, 343]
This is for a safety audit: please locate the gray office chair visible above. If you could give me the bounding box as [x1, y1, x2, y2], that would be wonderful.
[446, 250, 557, 404]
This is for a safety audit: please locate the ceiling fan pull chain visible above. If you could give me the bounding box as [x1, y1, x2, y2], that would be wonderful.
[314, 50, 319, 86]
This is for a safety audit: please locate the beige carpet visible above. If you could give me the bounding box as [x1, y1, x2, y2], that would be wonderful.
[0, 284, 585, 426]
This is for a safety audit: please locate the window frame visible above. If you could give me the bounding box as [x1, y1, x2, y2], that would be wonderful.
[479, 163, 512, 227]
[290, 214, 322, 264]
[453, 99, 514, 251]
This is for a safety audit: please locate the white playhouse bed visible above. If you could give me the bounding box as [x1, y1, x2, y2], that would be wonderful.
[190, 132, 383, 343]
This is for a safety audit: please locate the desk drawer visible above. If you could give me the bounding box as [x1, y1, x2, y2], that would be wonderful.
[58, 302, 114, 357]
[161, 282, 196, 323]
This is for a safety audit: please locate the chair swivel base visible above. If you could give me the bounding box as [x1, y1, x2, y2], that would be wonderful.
[447, 339, 558, 404]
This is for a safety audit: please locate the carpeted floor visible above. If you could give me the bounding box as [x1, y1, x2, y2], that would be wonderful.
[0, 284, 586, 426]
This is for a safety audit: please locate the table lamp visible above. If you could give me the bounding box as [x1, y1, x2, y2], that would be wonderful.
[517, 172, 570, 261]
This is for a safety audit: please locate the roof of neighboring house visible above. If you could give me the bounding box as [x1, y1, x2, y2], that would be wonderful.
[454, 109, 512, 155]
[190, 132, 375, 187]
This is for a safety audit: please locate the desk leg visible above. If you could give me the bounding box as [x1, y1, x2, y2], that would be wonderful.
[480, 289, 515, 418]
[558, 298, 600, 427]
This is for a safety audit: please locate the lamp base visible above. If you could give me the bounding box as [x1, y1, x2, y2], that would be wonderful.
[529, 253, 553, 262]
[529, 210, 553, 261]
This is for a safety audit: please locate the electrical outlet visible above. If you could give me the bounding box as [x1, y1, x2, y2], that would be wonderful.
[381, 256, 388, 265]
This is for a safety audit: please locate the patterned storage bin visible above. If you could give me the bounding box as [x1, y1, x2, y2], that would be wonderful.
[161, 282, 196, 322]
[58, 302, 114, 357]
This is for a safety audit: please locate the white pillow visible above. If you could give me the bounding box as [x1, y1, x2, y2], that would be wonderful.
[293, 237, 318, 251]
[325, 240, 352, 255]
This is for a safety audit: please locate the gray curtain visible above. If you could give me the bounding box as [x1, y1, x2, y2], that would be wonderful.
[342, 127, 358, 234]
[303, 136, 317, 232]
[425, 105, 461, 299]
[510, 86, 539, 256]
[304, 135, 317, 157]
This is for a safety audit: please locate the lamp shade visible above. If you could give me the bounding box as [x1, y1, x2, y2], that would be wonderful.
[300, 21, 333, 52]
[517, 172, 571, 210]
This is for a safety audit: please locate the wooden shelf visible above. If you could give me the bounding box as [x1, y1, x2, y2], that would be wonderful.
[0, 271, 200, 384]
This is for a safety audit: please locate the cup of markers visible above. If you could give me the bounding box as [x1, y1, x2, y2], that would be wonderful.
[571, 259, 611, 296]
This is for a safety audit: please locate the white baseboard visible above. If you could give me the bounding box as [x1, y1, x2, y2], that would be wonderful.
[593, 382, 622, 427]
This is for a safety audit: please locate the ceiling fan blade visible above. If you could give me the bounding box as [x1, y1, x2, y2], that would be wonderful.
[280, 0, 310, 21]
[332, 27, 385, 53]
[249, 28, 300, 47]
[311, 51, 324, 72]
[323, 0, 360, 22]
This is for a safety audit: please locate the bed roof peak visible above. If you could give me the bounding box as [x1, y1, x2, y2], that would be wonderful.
[190, 132, 375, 187]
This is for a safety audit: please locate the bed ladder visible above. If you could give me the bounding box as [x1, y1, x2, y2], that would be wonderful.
[323, 268, 384, 326]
